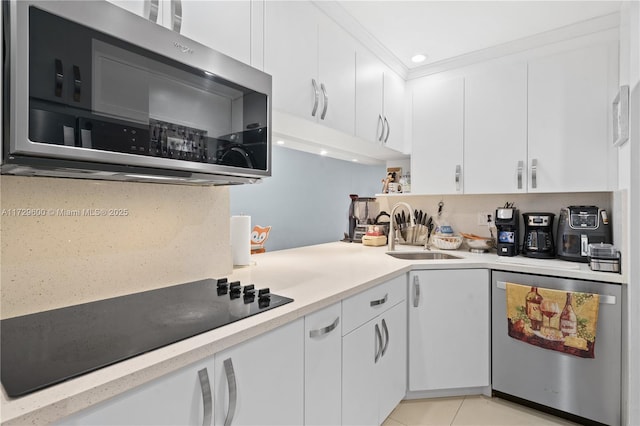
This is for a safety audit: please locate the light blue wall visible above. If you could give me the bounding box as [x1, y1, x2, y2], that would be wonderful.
[230, 146, 385, 251]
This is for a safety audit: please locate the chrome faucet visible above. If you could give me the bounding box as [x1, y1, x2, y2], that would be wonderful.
[388, 202, 414, 251]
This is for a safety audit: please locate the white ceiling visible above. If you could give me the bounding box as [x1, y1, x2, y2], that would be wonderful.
[336, 1, 622, 69]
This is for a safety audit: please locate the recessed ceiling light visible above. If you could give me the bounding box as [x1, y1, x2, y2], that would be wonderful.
[320, 150, 328, 156]
[276, 140, 285, 145]
[351, 159, 359, 162]
[411, 54, 427, 63]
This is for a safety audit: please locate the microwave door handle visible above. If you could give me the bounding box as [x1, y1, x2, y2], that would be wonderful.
[145, 0, 160, 23]
[171, 0, 183, 33]
[54, 59, 63, 97]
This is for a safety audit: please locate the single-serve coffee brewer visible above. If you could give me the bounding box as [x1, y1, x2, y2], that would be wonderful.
[522, 212, 556, 258]
[495, 207, 519, 256]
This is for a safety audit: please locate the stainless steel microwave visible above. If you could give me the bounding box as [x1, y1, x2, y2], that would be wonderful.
[2, 0, 272, 185]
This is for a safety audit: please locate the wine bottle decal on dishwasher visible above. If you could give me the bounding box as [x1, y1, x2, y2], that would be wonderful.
[560, 292, 578, 337]
[525, 287, 543, 331]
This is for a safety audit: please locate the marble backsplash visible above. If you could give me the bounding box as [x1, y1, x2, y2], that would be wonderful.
[0, 176, 232, 319]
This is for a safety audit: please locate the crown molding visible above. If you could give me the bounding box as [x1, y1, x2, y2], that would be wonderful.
[314, 2, 619, 82]
[312, 1, 409, 79]
[406, 12, 620, 80]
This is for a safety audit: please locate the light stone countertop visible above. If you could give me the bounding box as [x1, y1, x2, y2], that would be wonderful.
[0, 242, 625, 425]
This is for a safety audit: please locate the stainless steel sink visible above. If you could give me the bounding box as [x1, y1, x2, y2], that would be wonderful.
[386, 251, 463, 260]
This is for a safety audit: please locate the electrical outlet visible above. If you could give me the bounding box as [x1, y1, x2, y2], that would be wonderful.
[477, 212, 493, 226]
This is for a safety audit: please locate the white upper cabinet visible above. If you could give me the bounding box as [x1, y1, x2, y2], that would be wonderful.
[356, 47, 406, 152]
[464, 62, 528, 194]
[178, 1, 253, 66]
[355, 47, 385, 144]
[410, 35, 618, 195]
[411, 76, 464, 195]
[106, 0, 157, 20]
[106, 0, 257, 66]
[383, 68, 407, 153]
[527, 41, 618, 192]
[265, 1, 356, 135]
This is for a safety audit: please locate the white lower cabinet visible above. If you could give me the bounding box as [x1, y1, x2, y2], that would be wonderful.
[304, 303, 342, 426]
[213, 319, 304, 426]
[408, 269, 490, 392]
[342, 275, 407, 425]
[59, 358, 215, 425]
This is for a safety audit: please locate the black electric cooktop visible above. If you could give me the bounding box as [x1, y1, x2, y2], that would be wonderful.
[0, 278, 293, 397]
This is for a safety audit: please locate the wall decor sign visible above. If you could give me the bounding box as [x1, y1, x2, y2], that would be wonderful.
[613, 85, 630, 147]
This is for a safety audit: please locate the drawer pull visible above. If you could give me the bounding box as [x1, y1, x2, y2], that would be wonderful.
[309, 317, 340, 338]
[370, 293, 388, 307]
[320, 83, 328, 120]
[197, 368, 212, 426]
[223, 358, 237, 426]
[381, 319, 389, 357]
[311, 79, 320, 117]
[517, 160, 524, 189]
[374, 323, 383, 363]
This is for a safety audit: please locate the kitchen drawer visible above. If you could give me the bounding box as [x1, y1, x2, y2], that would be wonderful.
[342, 274, 407, 335]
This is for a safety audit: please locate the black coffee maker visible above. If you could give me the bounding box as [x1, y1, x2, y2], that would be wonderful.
[495, 207, 519, 256]
[522, 212, 555, 258]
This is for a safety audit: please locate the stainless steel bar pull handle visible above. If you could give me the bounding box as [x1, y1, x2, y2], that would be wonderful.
[374, 324, 383, 363]
[370, 293, 388, 307]
[377, 114, 384, 141]
[495, 281, 617, 305]
[309, 317, 339, 338]
[455, 165, 462, 192]
[171, 0, 183, 32]
[531, 158, 538, 189]
[383, 116, 390, 143]
[197, 368, 213, 426]
[145, 0, 160, 23]
[517, 160, 524, 190]
[381, 319, 389, 357]
[320, 83, 328, 120]
[311, 79, 320, 117]
[223, 358, 237, 426]
[413, 276, 420, 308]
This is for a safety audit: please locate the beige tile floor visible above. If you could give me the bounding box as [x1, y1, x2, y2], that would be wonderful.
[383, 396, 580, 426]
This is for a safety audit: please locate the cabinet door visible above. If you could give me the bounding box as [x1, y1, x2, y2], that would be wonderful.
[213, 319, 304, 426]
[377, 301, 407, 423]
[304, 303, 342, 426]
[106, 0, 161, 22]
[528, 42, 617, 192]
[355, 46, 385, 144]
[264, 1, 318, 119]
[179, 1, 252, 65]
[317, 16, 356, 135]
[342, 317, 380, 426]
[383, 69, 406, 153]
[409, 269, 490, 391]
[61, 359, 215, 425]
[411, 76, 464, 194]
[464, 62, 527, 194]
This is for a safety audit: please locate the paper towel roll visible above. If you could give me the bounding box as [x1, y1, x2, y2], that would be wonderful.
[230, 215, 251, 266]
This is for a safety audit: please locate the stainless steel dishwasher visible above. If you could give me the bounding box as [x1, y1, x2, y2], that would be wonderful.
[492, 271, 621, 425]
